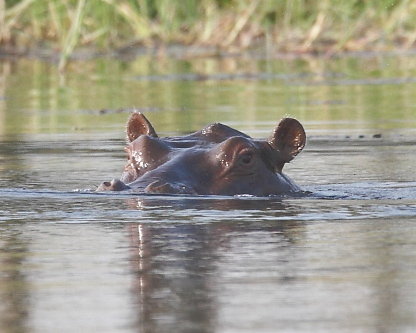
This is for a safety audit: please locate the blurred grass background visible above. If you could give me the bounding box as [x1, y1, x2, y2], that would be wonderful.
[1, 0, 416, 59]
[1, 1, 416, 135]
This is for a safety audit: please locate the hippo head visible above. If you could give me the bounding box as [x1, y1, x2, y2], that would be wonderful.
[97, 112, 306, 196]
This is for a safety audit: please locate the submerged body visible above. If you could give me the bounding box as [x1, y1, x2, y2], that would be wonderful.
[97, 113, 306, 196]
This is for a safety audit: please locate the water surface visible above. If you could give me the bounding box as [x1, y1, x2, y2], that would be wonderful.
[0, 53, 416, 332]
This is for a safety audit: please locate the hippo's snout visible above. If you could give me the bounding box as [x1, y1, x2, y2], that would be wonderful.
[145, 180, 197, 195]
[97, 179, 130, 192]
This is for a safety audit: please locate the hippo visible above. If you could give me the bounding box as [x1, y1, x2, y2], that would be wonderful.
[97, 112, 306, 196]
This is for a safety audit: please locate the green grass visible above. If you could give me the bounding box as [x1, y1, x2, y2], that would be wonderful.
[1, 0, 416, 67]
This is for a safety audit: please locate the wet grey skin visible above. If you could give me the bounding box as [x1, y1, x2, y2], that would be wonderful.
[97, 112, 306, 196]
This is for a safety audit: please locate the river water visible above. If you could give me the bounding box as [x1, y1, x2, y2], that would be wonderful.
[0, 53, 416, 332]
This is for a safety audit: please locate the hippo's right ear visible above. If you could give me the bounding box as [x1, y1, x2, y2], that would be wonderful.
[268, 118, 306, 171]
[126, 112, 158, 142]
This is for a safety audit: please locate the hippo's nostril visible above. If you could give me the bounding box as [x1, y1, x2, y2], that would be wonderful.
[96, 179, 130, 192]
[110, 179, 130, 191]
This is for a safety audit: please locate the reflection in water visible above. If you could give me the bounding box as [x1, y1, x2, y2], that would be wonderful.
[1, 54, 416, 136]
[118, 195, 416, 332]
[0, 230, 29, 333]
[127, 217, 416, 332]
[0, 188, 415, 331]
[127, 198, 304, 332]
[129, 223, 218, 332]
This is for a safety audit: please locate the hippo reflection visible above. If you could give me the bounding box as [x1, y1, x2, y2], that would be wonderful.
[97, 112, 306, 196]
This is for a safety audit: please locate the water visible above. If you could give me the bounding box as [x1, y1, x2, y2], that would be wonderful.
[1, 53, 416, 332]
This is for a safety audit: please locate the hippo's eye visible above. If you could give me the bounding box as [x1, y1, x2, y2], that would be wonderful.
[241, 153, 252, 164]
[238, 150, 255, 167]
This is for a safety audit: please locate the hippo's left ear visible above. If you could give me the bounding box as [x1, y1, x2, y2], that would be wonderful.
[268, 118, 306, 170]
[126, 112, 158, 142]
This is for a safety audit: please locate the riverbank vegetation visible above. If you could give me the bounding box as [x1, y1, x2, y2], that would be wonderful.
[1, 0, 416, 67]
